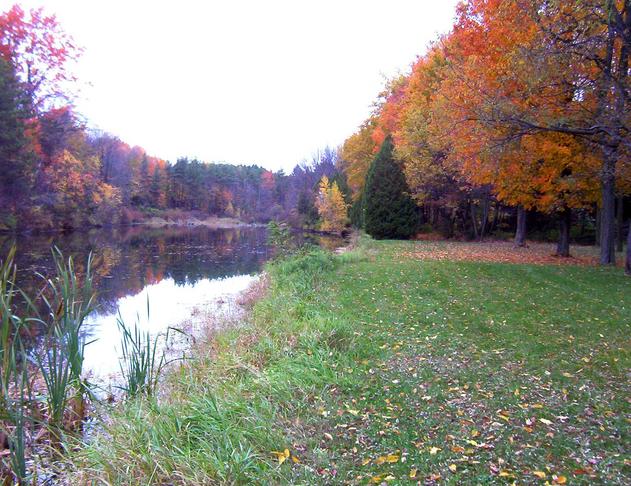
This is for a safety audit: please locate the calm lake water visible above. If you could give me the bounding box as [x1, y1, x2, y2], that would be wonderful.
[0, 225, 344, 383]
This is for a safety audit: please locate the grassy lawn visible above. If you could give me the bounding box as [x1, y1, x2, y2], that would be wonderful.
[73, 238, 630, 484]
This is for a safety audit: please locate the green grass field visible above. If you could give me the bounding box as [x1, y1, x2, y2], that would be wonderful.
[72, 238, 631, 484]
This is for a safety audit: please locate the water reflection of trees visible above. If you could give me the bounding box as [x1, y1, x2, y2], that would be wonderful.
[0, 226, 271, 315]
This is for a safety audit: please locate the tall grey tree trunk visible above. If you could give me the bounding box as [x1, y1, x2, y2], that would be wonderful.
[514, 205, 527, 247]
[600, 149, 616, 265]
[556, 208, 571, 257]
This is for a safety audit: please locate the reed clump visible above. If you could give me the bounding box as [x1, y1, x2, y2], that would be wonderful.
[0, 247, 96, 483]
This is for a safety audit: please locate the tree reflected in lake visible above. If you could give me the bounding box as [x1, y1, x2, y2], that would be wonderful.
[0, 226, 271, 316]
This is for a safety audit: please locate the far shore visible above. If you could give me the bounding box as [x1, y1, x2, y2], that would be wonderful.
[140, 215, 265, 229]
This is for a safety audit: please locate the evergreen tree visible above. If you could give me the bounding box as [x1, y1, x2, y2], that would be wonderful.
[138, 154, 149, 204]
[0, 58, 34, 209]
[349, 193, 365, 229]
[150, 167, 162, 208]
[297, 190, 318, 227]
[364, 136, 418, 239]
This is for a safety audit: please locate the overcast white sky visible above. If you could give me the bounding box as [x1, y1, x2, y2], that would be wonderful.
[16, 0, 459, 171]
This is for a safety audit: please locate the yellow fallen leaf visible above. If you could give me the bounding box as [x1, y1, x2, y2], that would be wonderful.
[362, 458, 371, 466]
[554, 475, 567, 484]
[429, 446, 441, 455]
[499, 470, 514, 478]
[533, 470, 547, 479]
[539, 418, 553, 426]
[409, 468, 417, 479]
[272, 448, 290, 465]
[471, 429, 480, 438]
[291, 455, 300, 464]
[385, 454, 400, 463]
[449, 464, 457, 472]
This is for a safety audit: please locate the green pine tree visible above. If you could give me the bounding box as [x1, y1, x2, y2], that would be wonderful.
[150, 167, 162, 208]
[364, 136, 418, 239]
[0, 58, 34, 211]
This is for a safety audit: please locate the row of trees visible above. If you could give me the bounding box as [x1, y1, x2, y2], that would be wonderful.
[340, 0, 630, 269]
[0, 5, 353, 231]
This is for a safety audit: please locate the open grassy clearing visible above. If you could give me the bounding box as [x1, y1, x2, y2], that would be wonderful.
[70, 238, 630, 484]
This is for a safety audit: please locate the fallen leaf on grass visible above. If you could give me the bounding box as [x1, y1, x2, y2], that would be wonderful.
[272, 449, 290, 465]
[532, 471, 546, 479]
[409, 468, 417, 478]
[449, 464, 457, 473]
[376, 453, 400, 464]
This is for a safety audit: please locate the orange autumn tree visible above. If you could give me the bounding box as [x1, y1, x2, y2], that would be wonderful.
[390, 45, 477, 237]
[425, 0, 604, 254]
[438, 0, 630, 262]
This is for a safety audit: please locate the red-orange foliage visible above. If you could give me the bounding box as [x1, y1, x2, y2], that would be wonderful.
[0, 4, 81, 110]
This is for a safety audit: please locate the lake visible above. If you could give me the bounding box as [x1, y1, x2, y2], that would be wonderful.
[0, 225, 344, 384]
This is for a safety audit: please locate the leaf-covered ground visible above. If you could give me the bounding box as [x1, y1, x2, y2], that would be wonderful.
[401, 240, 626, 267]
[73, 239, 630, 485]
[281, 241, 630, 484]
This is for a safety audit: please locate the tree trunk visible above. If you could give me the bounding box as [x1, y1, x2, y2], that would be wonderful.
[626, 220, 631, 276]
[491, 201, 501, 234]
[600, 148, 616, 265]
[470, 202, 479, 239]
[514, 205, 527, 247]
[479, 194, 490, 240]
[616, 196, 624, 253]
[556, 208, 571, 257]
[595, 207, 601, 246]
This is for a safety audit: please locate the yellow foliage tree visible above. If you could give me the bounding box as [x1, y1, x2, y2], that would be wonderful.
[315, 176, 348, 233]
[339, 118, 378, 200]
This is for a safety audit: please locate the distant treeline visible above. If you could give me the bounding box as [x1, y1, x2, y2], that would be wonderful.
[0, 5, 353, 232]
